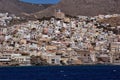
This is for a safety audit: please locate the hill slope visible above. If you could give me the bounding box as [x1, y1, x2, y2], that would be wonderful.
[0, 0, 51, 15]
[33, 0, 120, 18]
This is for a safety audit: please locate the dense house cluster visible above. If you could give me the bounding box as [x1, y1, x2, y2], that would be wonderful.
[0, 13, 20, 27]
[0, 13, 120, 66]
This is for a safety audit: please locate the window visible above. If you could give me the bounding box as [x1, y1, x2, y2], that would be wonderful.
[51, 59, 55, 64]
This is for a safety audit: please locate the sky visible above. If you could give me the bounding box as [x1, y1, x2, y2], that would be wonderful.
[21, 0, 60, 4]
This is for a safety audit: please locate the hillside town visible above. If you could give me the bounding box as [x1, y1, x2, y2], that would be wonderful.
[0, 13, 21, 27]
[0, 11, 119, 66]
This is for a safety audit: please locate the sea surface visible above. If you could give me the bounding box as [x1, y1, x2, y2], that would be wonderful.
[0, 65, 120, 80]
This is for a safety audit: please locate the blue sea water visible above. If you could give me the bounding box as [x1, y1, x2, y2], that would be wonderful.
[0, 65, 120, 80]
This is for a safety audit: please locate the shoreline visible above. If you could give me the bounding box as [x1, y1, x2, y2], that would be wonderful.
[0, 64, 120, 68]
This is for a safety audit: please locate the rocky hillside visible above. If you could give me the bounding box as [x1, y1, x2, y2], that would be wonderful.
[33, 0, 120, 18]
[0, 0, 51, 15]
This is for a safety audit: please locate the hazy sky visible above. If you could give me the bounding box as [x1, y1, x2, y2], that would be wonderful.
[21, 0, 60, 4]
